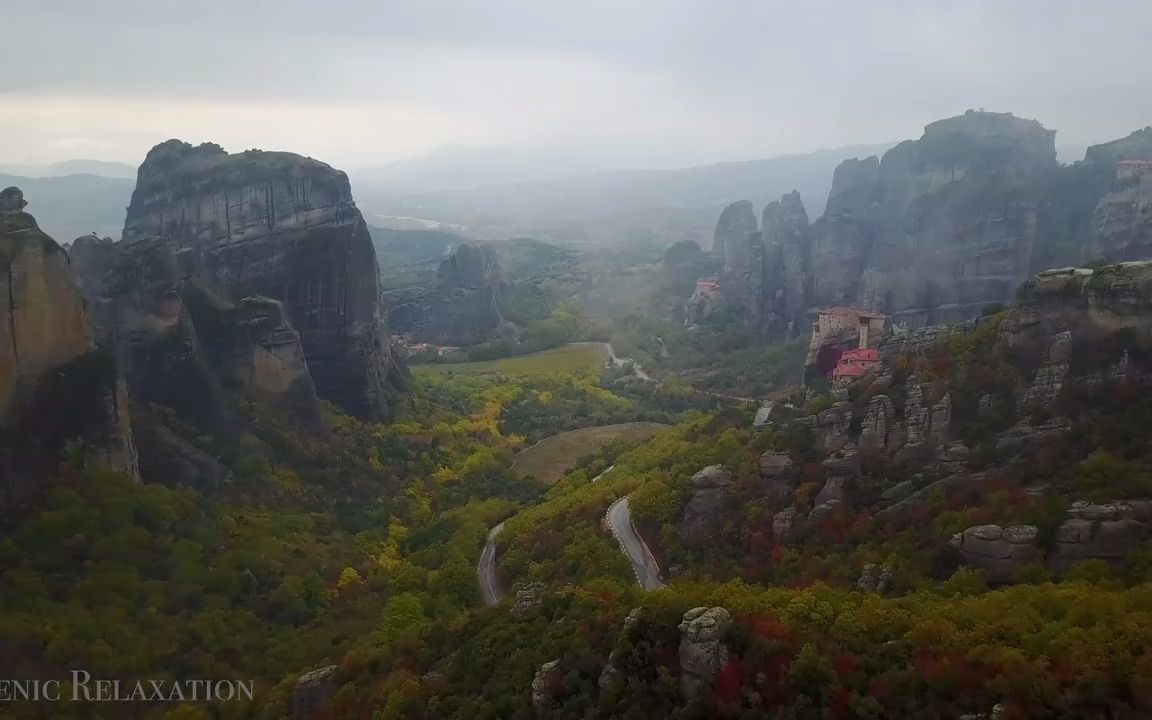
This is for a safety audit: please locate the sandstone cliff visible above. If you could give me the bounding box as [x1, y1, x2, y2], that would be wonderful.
[120, 140, 406, 420]
[1087, 129, 1152, 263]
[1, 188, 138, 506]
[761, 191, 812, 337]
[712, 200, 757, 262]
[386, 243, 503, 346]
[0, 188, 91, 420]
[812, 110, 1058, 326]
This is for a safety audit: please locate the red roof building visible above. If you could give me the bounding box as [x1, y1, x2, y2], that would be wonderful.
[831, 347, 881, 380]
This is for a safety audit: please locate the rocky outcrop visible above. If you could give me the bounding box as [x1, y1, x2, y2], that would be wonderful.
[834, 111, 1057, 326]
[759, 451, 796, 504]
[1087, 128, 1152, 262]
[934, 442, 970, 475]
[293, 665, 337, 719]
[772, 508, 798, 540]
[678, 607, 731, 697]
[951, 524, 1042, 584]
[511, 581, 544, 615]
[184, 288, 322, 428]
[712, 200, 758, 261]
[132, 413, 231, 491]
[531, 659, 562, 713]
[680, 465, 733, 544]
[1017, 330, 1070, 412]
[1, 188, 139, 506]
[120, 140, 406, 420]
[857, 394, 895, 457]
[798, 399, 854, 454]
[0, 187, 91, 421]
[1048, 500, 1151, 575]
[761, 192, 812, 337]
[856, 563, 893, 594]
[759, 111, 1060, 332]
[386, 243, 503, 346]
[994, 417, 1070, 455]
[598, 608, 643, 691]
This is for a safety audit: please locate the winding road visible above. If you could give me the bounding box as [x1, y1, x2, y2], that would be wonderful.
[477, 522, 506, 606]
[476, 343, 775, 603]
[606, 496, 664, 591]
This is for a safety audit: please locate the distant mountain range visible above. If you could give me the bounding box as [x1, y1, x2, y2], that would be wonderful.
[353, 144, 897, 245]
[0, 159, 137, 179]
[0, 172, 133, 243]
[4, 142, 1088, 249]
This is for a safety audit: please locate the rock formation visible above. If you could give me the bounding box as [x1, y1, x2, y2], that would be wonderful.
[119, 140, 406, 420]
[678, 606, 732, 696]
[1, 188, 138, 506]
[759, 450, 796, 504]
[1086, 128, 1152, 262]
[761, 191, 812, 337]
[702, 115, 1152, 340]
[293, 665, 337, 719]
[0, 188, 91, 420]
[951, 524, 1043, 584]
[953, 502, 1151, 581]
[712, 200, 758, 260]
[857, 394, 895, 457]
[1048, 500, 1151, 575]
[680, 465, 733, 545]
[385, 243, 503, 346]
[856, 563, 893, 594]
[531, 659, 562, 713]
[598, 607, 644, 691]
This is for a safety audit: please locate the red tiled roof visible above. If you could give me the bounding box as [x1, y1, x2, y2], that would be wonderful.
[832, 364, 868, 378]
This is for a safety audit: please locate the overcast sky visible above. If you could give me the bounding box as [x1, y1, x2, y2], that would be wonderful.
[4, 0, 1152, 170]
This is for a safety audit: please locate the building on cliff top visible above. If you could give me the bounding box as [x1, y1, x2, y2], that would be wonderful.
[812, 307, 886, 351]
[1117, 160, 1152, 180]
[693, 276, 721, 298]
[806, 306, 887, 381]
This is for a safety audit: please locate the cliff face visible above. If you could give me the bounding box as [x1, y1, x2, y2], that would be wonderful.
[813, 110, 1058, 326]
[1087, 130, 1152, 263]
[121, 140, 406, 420]
[386, 243, 503, 346]
[702, 111, 1076, 337]
[761, 191, 812, 337]
[1000, 262, 1152, 354]
[712, 200, 758, 262]
[1, 188, 138, 506]
[0, 188, 91, 420]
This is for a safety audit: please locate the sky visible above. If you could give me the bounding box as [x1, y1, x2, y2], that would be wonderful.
[4, 0, 1152, 171]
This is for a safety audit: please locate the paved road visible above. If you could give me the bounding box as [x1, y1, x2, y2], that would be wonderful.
[598, 342, 653, 382]
[477, 522, 506, 606]
[590, 464, 615, 483]
[606, 496, 664, 591]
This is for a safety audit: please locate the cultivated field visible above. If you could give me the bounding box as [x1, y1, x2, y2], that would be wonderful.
[511, 422, 669, 485]
[411, 343, 607, 377]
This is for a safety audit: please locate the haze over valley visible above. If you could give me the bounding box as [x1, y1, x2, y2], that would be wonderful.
[6, 2, 1152, 719]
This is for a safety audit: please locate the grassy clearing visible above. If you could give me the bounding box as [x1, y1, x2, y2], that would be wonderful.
[411, 343, 607, 377]
[511, 422, 669, 485]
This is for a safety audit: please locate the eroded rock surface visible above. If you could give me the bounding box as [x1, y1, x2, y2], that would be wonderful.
[952, 524, 1042, 584]
[678, 607, 732, 696]
[1, 188, 139, 505]
[680, 465, 734, 544]
[120, 140, 406, 420]
[293, 665, 337, 719]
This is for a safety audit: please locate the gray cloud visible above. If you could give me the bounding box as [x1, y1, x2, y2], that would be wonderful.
[4, 0, 1152, 167]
